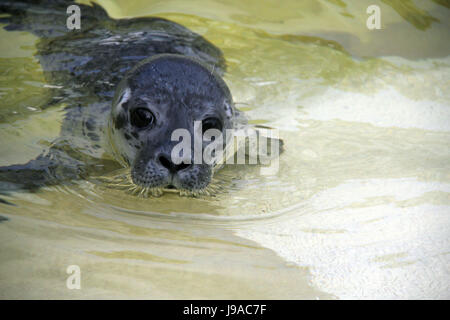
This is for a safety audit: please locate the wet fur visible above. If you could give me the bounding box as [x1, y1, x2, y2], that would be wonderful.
[0, 0, 230, 198]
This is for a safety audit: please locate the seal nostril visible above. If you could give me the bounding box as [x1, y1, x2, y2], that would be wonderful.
[158, 155, 172, 171]
[176, 162, 190, 171]
[158, 154, 191, 173]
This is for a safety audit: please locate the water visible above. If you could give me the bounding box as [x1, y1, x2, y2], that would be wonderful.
[0, 0, 449, 299]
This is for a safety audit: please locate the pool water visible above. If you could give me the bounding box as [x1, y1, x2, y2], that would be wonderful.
[0, 0, 449, 299]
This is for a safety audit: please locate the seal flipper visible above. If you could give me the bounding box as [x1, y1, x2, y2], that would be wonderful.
[231, 109, 284, 161]
[0, 150, 83, 200]
[0, 154, 61, 205]
[0, 150, 86, 205]
[252, 125, 284, 157]
[0, 155, 59, 191]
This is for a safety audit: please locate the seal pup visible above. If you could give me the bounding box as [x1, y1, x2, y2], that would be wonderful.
[0, 0, 279, 200]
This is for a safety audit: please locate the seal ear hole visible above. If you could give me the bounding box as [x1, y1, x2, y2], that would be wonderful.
[202, 117, 222, 134]
[130, 108, 155, 129]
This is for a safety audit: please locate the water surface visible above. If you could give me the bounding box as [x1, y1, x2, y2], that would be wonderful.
[0, 0, 449, 299]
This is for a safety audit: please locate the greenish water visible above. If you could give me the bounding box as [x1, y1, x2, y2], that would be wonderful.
[0, 0, 449, 299]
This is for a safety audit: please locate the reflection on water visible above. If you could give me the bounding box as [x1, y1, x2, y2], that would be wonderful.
[381, 0, 439, 30]
[0, 0, 449, 299]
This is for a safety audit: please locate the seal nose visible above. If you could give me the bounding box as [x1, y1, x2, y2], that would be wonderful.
[158, 153, 190, 173]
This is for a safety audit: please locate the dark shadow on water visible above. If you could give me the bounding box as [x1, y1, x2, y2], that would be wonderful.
[382, 0, 439, 31]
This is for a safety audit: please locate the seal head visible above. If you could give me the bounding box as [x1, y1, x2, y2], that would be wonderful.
[109, 54, 234, 193]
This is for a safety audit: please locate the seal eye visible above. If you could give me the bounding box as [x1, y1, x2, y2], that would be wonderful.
[130, 108, 154, 128]
[202, 117, 222, 134]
